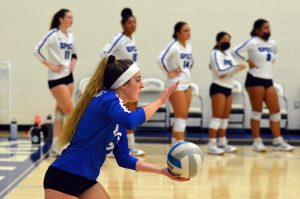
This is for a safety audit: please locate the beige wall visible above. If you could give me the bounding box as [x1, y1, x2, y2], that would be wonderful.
[0, 0, 300, 129]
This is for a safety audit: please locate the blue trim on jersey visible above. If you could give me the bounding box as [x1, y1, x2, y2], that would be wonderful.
[106, 33, 124, 54]
[37, 29, 58, 60]
[161, 40, 177, 72]
[214, 50, 233, 72]
[234, 38, 254, 60]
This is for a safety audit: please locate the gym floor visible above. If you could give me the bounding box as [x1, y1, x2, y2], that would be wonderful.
[1, 137, 299, 199]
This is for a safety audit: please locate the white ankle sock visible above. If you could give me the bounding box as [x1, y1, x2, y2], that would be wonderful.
[254, 137, 262, 143]
[273, 136, 283, 145]
[218, 137, 227, 145]
[209, 138, 217, 144]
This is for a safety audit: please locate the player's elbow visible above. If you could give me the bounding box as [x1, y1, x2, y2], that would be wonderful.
[115, 155, 137, 170]
[124, 117, 137, 130]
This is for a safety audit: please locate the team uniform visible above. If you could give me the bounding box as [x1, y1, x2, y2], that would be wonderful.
[99, 32, 138, 62]
[231, 36, 277, 88]
[157, 40, 193, 91]
[99, 32, 143, 156]
[44, 90, 146, 197]
[232, 36, 294, 152]
[34, 28, 77, 89]
[209, 49, 239, 97]
[207, 49, 240, 155]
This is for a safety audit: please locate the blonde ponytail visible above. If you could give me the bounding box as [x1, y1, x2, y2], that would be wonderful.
[57, 57, 109, 148]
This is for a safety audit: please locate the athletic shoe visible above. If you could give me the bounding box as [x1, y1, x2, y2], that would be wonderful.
[218, 139, 238, 153]
[129, 148, 145, 156]
[207, 142, 225, 155]
[253, 139, 267, 152]
[272, 141, 294, 152]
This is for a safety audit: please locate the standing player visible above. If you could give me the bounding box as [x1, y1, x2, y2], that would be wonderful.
[232, 19, 294, 152]
[43, 55, 187, 199]
[99, 8, 142, 156]
[207, 32, 245, 155]
[34, 9, 77, 156]
[157, 21, 193, 145]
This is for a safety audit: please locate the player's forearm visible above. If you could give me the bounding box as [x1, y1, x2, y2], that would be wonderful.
[42, 60, 53, 69]
[136, 159, 163, 174]
[143, 98, 163, 121]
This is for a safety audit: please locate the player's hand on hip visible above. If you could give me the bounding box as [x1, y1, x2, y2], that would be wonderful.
[70, 59, 76, 72]
[50, 64, 63, 73]
[247, 59, 257, 69]
[238, 64, 246, 71]
[158, 81, 179, 104]
[167, 68, 182, 78]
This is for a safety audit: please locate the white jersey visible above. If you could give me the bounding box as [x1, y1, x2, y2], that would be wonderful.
[210, 49, 239, 89]
[232, 36, 278, 79]
[157, 40, 193, 90]
[99, 32, 138, 62]
[34, 28, 77, 80]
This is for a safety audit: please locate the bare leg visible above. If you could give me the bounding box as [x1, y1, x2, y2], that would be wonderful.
[264, 86, 281, 138]
[169, 91, 189, 141]
[218, 95, 232, 138]
[45, 189, 77, 199]
[246, 87, 265, 138]
[79, 183, 110, 199]
[209, 94, 227, 139]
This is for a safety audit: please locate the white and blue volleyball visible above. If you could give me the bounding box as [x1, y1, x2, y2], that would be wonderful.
[167, 141, 204, 178]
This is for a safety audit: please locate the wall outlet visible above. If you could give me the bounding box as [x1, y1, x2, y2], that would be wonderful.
[294, 100, 300, 109]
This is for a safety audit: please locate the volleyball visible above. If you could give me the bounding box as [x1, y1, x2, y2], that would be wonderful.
[167, 141, 204, 179]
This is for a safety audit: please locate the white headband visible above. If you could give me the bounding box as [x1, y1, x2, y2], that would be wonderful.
[111, 63, 140, 89]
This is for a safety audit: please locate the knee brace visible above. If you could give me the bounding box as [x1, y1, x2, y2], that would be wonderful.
[251, 111, 262, 121]
[220, 118, 229, 129]
[55, 110, 65, 122]
[209, 117, 222, 130]
[173, 118, 187, 132]
[270, 112, 281, 122]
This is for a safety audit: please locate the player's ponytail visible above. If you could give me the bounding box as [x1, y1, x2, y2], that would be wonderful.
[50, 9, 70, 30]
[173, 21, 187, 39]
[250, 19, 268, 36]
[57, 56, 132, 148]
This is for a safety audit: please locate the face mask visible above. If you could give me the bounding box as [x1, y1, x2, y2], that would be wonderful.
[220, 42, 230, 51]
[262, 32, 271, 40]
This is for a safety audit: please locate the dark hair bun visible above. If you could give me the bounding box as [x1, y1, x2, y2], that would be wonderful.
[121, 8, 133, 19]
[107, 55, 116, 64]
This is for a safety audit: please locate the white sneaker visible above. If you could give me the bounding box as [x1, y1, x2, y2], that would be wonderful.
[129, 148, 145, 156]
[207, 143, 225, 155]
[219, 144, 238, 153]
[253, 139, 267, 152]
[272, 141, 294, 152]
[218, 139, 238, 153]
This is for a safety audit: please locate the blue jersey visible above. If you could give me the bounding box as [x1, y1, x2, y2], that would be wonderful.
[51, 90, 146, 180]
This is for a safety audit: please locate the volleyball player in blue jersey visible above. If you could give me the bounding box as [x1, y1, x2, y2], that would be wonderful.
[44, 55, 186, 199]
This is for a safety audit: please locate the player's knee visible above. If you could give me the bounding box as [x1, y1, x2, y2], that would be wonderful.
[251, 111, 262, 121]
[173, 118, 187, 132]
[64, 106, 73, 115]
[219, 118, 229, 129]
[270, 112, 281, 122]
[209, 117, 222, 130]
[55, 110, 65, 122]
